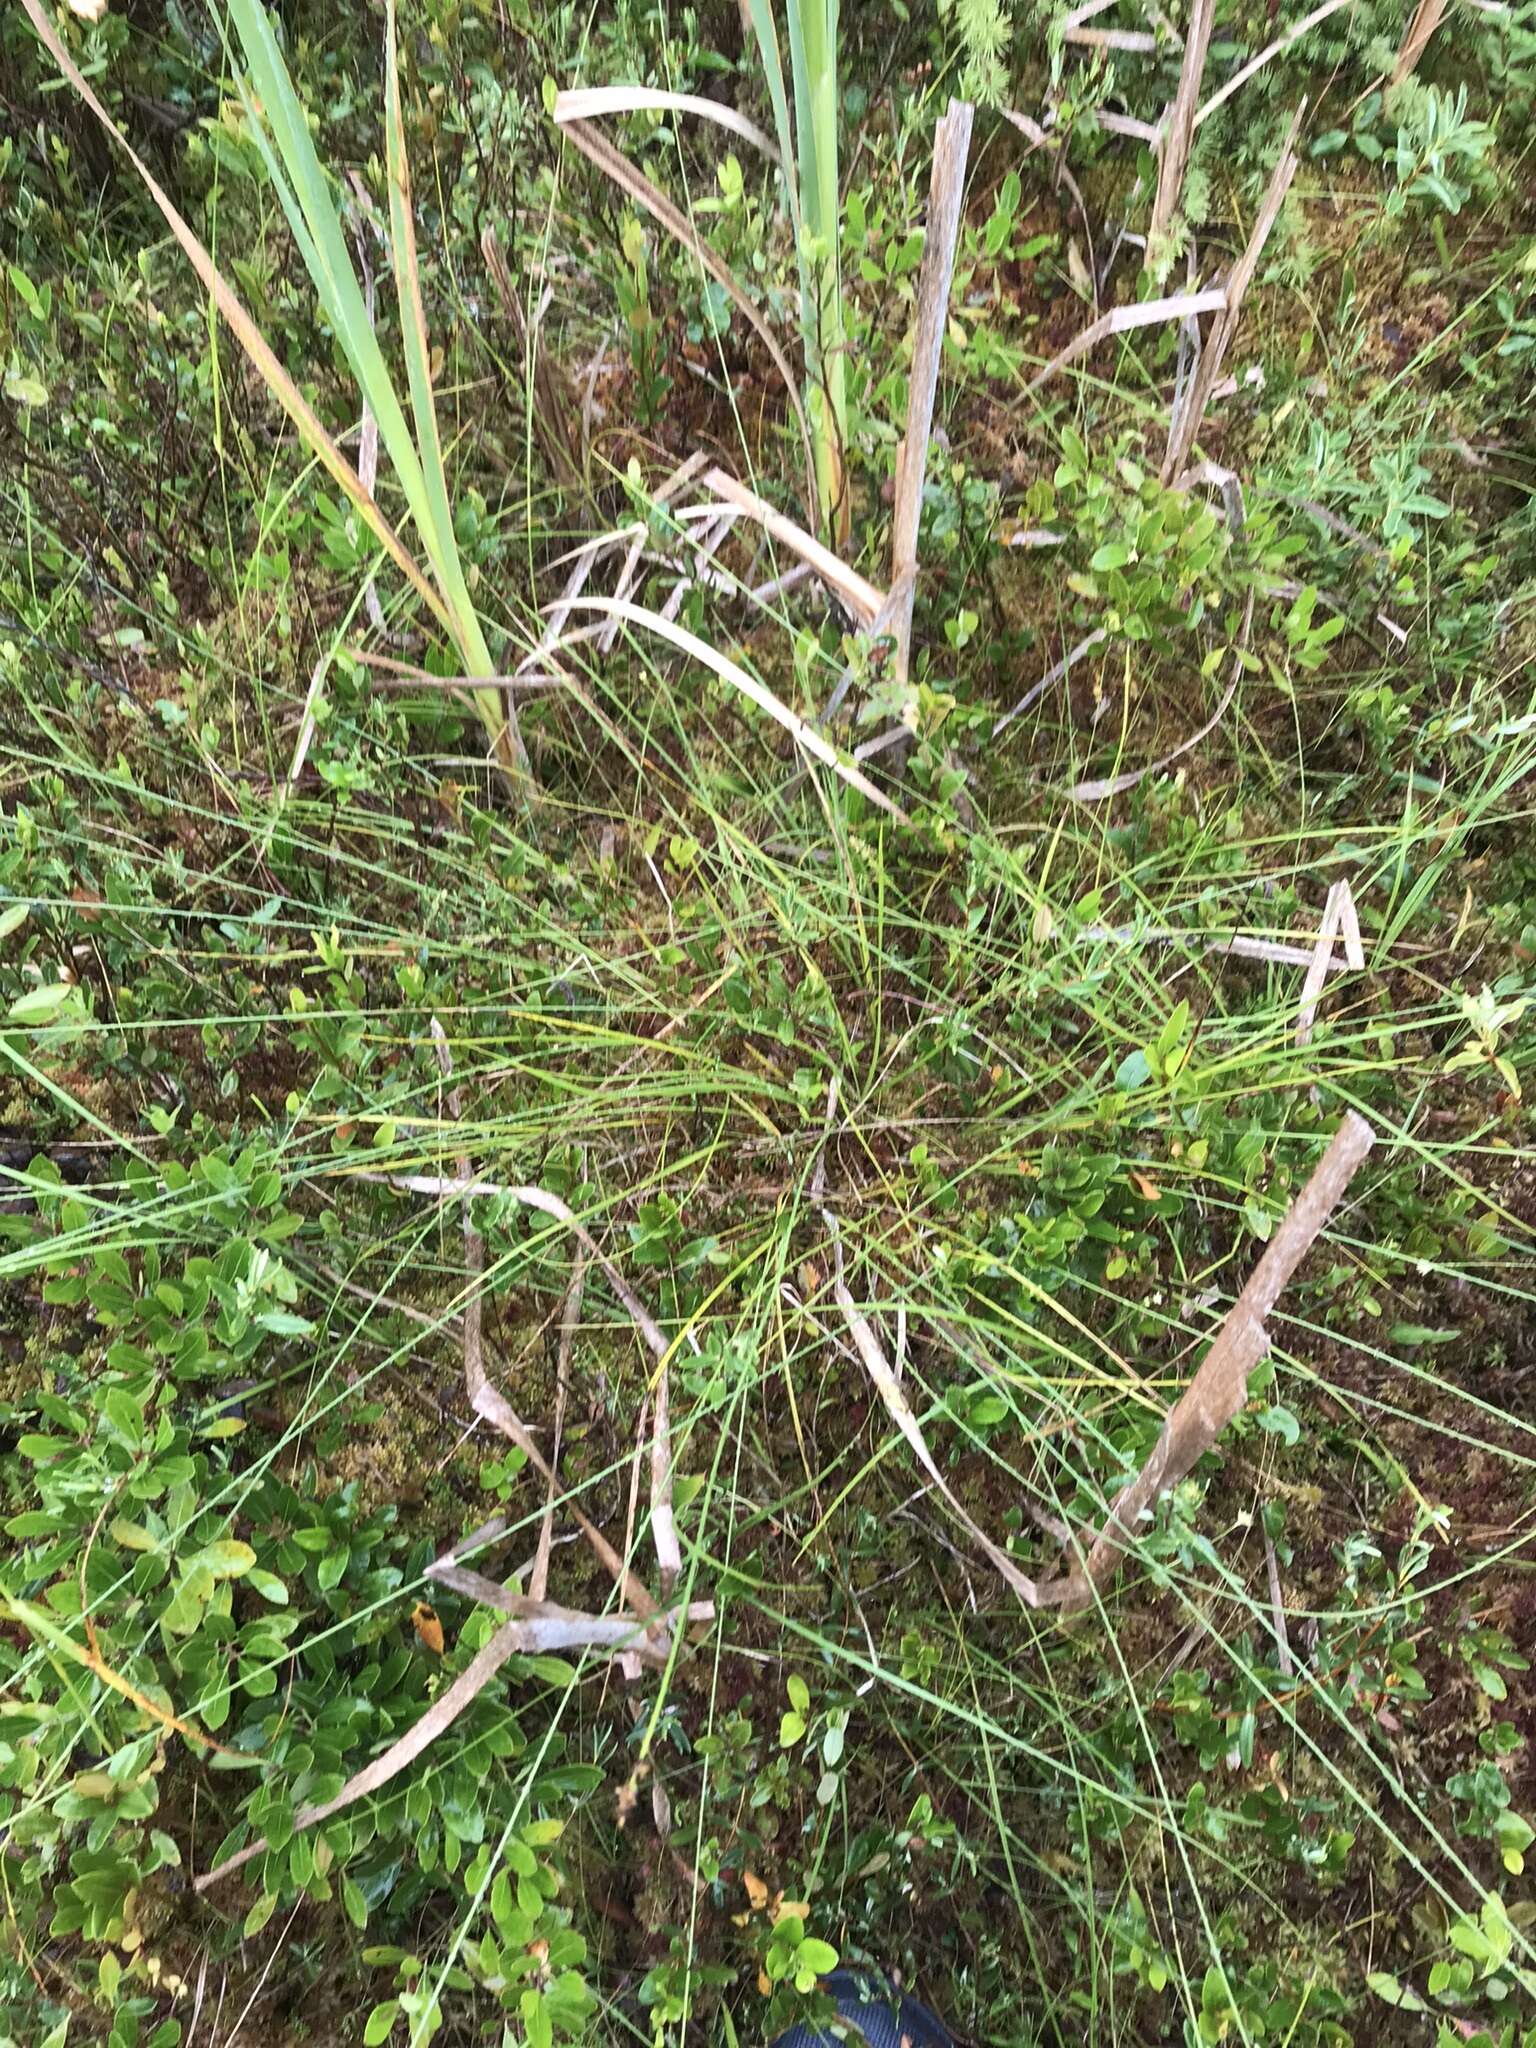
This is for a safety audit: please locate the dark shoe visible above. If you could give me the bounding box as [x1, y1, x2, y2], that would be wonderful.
[767, 1968, 953, 2048]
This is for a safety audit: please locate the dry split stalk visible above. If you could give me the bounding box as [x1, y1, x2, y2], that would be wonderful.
[1162, 105, 1304, 481]
[890, 99, 975, 688]
[1148, 0, 1216, 263]
[554, 85, 779, 160]
[418, 1032, 658, 1615]
[1062, 0, 1172, 50]
[1050, 1110, 1374, 1613]
[1296, 878, 1365, 1047]
[600, 453, 712, 654]
[1393, 0, 1449, 81]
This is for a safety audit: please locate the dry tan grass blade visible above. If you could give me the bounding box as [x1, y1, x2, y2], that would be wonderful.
[993, 629, 1108, 736]
[1162, 105, 1305, 481]
[555, 116, 817, 524]
[531, 1250, 584, 1603]
[381, 1156, 684, 1588]
[421, 1028, 659, 1616]
[1000, 108, 1098, 319]
[1049, 1112, 1374, 1613]
[1028, 290, 1226, 392]
[1148, 0, 1216, 263]
[701, 467, 885, 627]
[819, 1211, 1048, 1609]
[19, 0, 451, 638]
[1069, 590, 1254, 800]
[554, 85, 779, 161]
[557, 597, 910, 820]
[890, 99, 974, 688]
[1195, 0, 1352, 127]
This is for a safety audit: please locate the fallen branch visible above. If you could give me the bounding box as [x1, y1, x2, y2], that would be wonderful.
[814, 1092, 1374, 1618]
[1049, 1110, 1375, 1613]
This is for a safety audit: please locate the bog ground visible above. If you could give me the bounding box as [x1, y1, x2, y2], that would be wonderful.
[2, 2, 1535, 2045]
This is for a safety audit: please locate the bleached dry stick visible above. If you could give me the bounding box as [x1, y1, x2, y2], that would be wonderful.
[1162, 104, 1304, 481]
[1148, 0, 1216, 264]
[1050, 1110, 1374, 1613]
[1393, 0, 1449, 81]
[820, 1207, 1049, 1608]
[891, 98, 975, 688]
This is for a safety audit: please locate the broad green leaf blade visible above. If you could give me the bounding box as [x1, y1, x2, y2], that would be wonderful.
[19, 0, 449, 637]
[381, 0, 498, 706]
[224, 0, 449, 607]
[741, 3, 801, 237]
